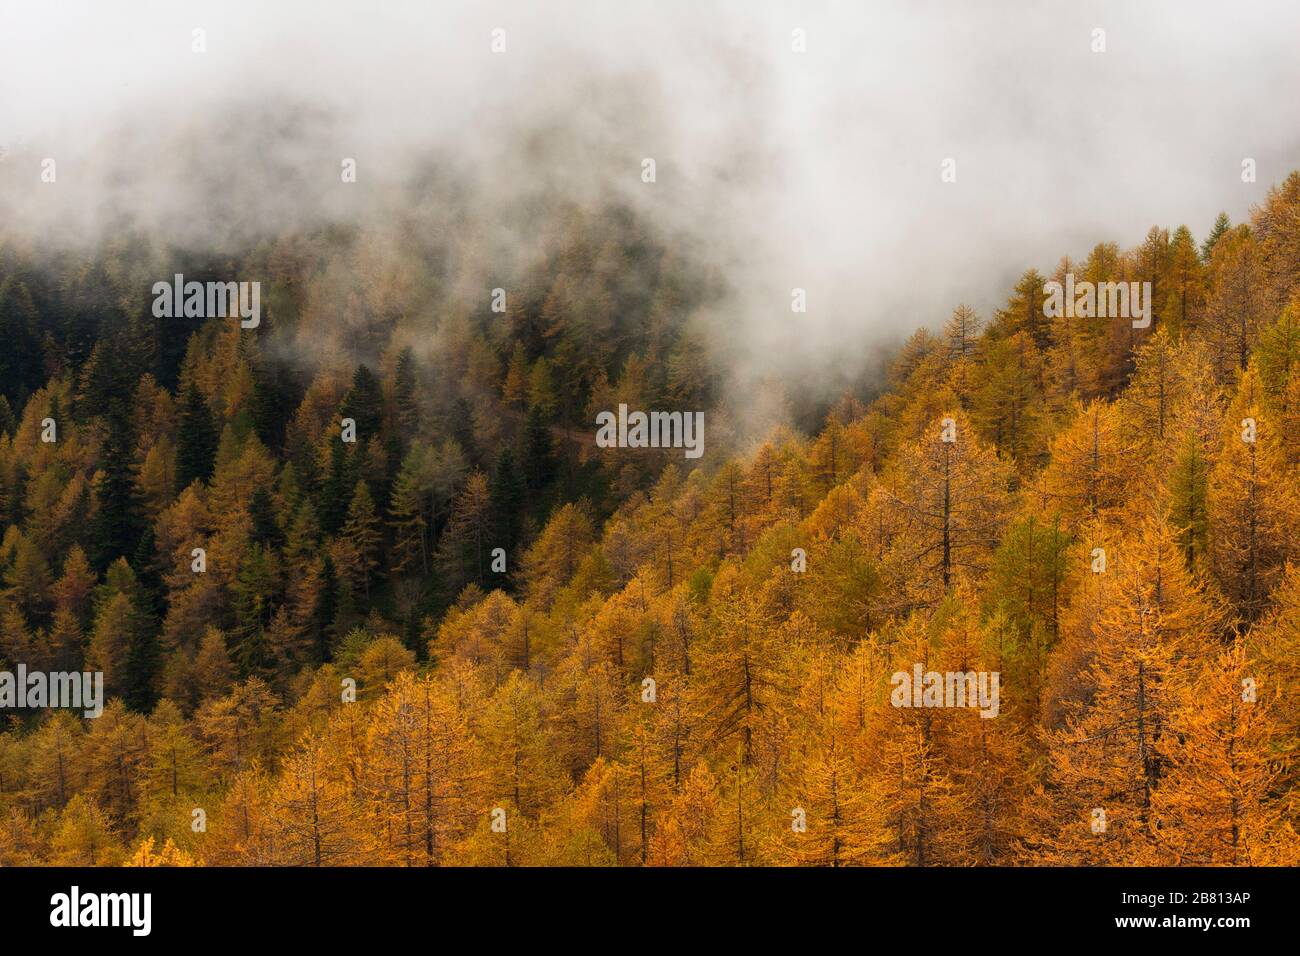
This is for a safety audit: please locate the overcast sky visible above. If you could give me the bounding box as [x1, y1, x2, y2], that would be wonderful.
[3, 0, 1299, 383]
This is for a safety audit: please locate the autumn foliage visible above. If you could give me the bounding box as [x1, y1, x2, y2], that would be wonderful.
[2, 176, 1300, 866]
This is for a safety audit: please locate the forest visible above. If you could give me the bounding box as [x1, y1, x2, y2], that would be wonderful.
[0, 169, 1298, 867]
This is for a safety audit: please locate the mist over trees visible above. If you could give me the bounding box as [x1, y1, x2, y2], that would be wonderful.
[1, 160, 1299, 865]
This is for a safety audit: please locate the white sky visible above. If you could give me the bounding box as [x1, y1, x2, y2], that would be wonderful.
[2, 0, 1299, 376]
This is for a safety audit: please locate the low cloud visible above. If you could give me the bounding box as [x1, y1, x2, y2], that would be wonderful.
[2, 0, 1298, 409]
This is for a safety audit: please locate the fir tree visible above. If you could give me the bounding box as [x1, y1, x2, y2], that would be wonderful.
[175, 382, 218, 491]
[91, 399, 144, 571]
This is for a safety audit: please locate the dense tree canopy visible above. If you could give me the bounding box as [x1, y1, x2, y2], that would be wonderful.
[2, 175, 1300, 866]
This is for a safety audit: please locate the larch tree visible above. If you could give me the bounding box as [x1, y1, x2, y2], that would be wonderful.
[971, 331, 1046, 466]
[874, 411, 1014, 611]
[862, 620, 963, 866]
[51, 793, 122, 866]
[776, 714, 887, 866]
[269, 733, 359, 866]
[1162, 225, 1206, 338]
[1041, 400, 1138, 533]
[1208, 372, 1299, 621]
[1043, 516, 1223, 863]
[1149, 638, 1293, 865]
[1201, 227, 1269, 382]
[944, 304, 983, 362]
[691, 569, 794, 771]
[477, 670, 566, 822]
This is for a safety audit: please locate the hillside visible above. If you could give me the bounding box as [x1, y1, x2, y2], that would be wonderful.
[1, 172, 1299, 866]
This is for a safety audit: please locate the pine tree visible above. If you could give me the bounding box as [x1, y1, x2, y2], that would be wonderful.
[3, 535, 52, 622]
[248, 486, 284, 551]
[341, 364, 385, 443]
[776, 717, 885, 865]
[693, 571, 793, 768]
[317, 437, 352, 536]
[343, 480, 382, 601]
[972, 330, 1050, 465]
[0, 394, 15, 438]
[0, 278, 41, 405]
[1041, 400, 1137, 532]
[522, 404, 554, 492]
[502, 342, 529, 410]
[438, 471, 493, 593]
[990, 269, 1052, 349]
[123, 615, 161, 713]
[86, 591, 138, 699]
[1201, 212, 1231, 262]
[389, 454, 429, 577]
[489, 446, 526, 555]
[91, 399, 144, 570]
[316, 552, 340, 662]
[194, 626, 235, 701]
[520, 501, 597, 607]
[143, 698, 208, 804]
[175, 382, 218, 492]
[392, 346, 421, 438]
